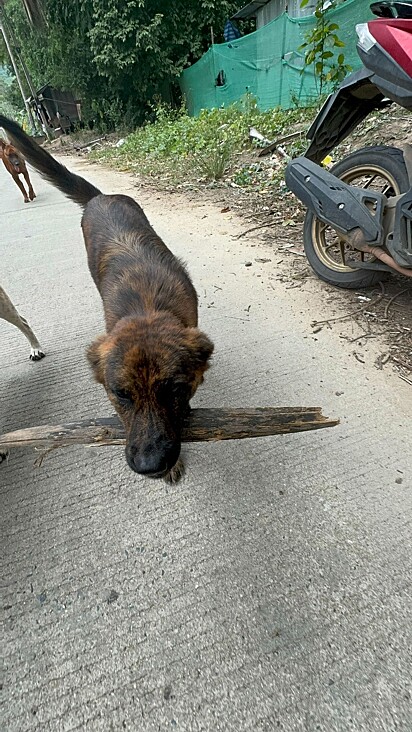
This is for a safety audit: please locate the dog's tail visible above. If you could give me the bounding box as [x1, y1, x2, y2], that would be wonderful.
[0, 115, 101, 208]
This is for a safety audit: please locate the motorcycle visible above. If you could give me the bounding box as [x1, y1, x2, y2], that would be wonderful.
[285, 0, 412, 289]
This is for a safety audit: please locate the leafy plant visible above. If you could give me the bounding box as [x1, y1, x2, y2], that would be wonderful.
[195, 141, 233, 182]
[299, 0, 352, 93]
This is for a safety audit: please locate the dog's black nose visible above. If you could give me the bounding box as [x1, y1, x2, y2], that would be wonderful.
[133, 452, 168, 478]
[126, 437, 181, 478]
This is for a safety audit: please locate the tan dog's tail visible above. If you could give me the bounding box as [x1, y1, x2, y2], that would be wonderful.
[0, 115, 101, 207]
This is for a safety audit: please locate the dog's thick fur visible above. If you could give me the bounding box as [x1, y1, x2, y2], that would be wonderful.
[0, 115, 213, 481]
[0, 284, 45, 361]
[0, 137, 36, 203]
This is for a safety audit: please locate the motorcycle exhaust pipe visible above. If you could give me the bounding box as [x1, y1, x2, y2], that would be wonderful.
[357, 243, 412, 278]
[345, 229, 412, 278]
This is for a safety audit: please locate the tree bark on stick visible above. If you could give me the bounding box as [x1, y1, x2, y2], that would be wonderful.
[0, 407, 339, 452]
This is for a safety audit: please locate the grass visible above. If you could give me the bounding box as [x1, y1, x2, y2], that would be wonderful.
[92, 96, 316, 191]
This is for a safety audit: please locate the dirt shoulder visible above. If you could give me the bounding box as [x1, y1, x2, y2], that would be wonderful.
[218, 105, 412, 383]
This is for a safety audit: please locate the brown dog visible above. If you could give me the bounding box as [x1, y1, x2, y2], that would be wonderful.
[0, 137, 36, 203]
[0, 115, 213, 482]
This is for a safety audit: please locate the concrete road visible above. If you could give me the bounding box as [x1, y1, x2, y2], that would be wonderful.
[1, 158, 411, 732]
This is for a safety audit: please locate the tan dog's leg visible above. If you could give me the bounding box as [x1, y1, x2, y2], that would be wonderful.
[0, 286, 45, 360]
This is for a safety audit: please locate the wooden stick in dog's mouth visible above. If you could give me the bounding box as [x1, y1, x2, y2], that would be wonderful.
[0, 407, 339, 452]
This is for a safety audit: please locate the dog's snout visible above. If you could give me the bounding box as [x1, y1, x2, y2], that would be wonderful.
[126, 437, 180, 479]
[132, 451, 168, 478]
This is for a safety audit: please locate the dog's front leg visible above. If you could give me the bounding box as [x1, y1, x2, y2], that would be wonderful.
[14, 313, 45, 360]
[0, 287, 45, 360]
[23, 170, 36, 200]
[13, 173, 30, 203]
[164, 457, 185, 484]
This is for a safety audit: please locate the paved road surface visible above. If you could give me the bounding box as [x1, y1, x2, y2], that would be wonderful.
[1, 158, 411, 732]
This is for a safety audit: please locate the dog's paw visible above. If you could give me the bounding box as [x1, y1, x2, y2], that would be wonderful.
[164, 458, 185, 485]
[29, 347, 46, 361]
[0, 450, 9, 465]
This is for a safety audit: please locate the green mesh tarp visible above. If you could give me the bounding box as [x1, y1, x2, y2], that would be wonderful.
[180, 0, 374, 115]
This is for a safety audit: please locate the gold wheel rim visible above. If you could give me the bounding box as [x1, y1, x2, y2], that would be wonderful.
[311, 162, 402, 274]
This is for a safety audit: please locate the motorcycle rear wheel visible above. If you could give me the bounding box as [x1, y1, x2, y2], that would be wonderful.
[303, 146, 410, 289]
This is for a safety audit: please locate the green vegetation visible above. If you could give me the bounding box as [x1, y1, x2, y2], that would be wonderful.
[299, 0, 352, 93]
[92, 97, 313, 191]
[0, 69, 18, 118]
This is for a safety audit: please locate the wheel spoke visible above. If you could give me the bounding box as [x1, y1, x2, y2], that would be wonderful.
[360, 174, 378, 189]
[347, 174, 395, 197]
[382, 183, 394, 196]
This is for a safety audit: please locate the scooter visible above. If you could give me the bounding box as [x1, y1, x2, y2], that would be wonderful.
[285, 0, 412, 288]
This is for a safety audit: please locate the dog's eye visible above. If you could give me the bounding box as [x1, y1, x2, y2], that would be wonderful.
[111, 387, 132, 403]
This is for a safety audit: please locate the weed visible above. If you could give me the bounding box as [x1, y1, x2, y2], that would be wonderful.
[195, 141, 233, 181]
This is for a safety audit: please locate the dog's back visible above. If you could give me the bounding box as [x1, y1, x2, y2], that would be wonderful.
[82, 194, 199, 330]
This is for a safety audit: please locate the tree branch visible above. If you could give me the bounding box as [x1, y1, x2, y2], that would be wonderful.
[0, 407, 339, 452]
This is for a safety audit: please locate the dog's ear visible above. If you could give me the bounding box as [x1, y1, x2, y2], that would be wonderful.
[185, 329, 214, 396]
[87, 334, 110, 384]
[185, 328, 214, 374]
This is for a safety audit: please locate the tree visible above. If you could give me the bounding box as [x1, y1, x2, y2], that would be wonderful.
[1, 0, 241, 128]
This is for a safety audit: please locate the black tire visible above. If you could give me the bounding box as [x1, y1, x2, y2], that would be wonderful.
[303, 146, 410, 289]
